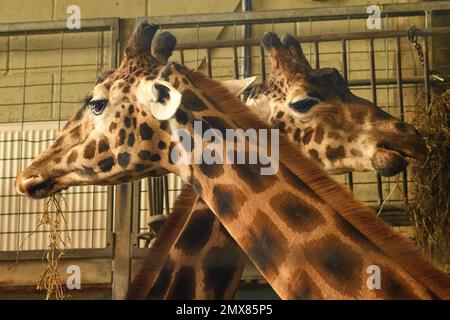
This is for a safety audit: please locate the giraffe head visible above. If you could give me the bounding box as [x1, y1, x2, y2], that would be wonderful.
[245, 32, 427, 176]
[15, 22, 185, 198]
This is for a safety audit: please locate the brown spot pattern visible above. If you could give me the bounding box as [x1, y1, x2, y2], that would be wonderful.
[326, 145, 345, 161]
[83, 140, 96, 159]
[269, 191, 325, 232]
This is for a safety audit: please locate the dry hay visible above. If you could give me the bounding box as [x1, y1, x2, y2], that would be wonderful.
[17, 193, 71, 300]
[410, 88, 450, 270]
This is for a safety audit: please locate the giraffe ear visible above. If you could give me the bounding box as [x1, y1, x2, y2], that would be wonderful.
[136, 80, 181, 120]
[221, 76, 257, 96]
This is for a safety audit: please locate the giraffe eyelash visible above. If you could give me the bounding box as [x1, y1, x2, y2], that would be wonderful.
[83, 95, 94, 107]
[289, 98, 319, 113]
[306, 91, 323, 101]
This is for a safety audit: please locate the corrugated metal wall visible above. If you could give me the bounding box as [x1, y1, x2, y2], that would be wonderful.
[0, 122, 109, 251]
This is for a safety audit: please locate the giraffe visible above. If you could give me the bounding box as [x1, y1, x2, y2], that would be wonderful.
[243, 33, 427, 176]
[15, 21, 450, 299]
[130, 33, 433, 300]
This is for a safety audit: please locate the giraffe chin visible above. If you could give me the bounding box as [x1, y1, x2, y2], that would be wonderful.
[371, 148, 409, 177]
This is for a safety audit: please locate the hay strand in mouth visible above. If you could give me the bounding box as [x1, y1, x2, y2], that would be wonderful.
[17, 193, 71, 300]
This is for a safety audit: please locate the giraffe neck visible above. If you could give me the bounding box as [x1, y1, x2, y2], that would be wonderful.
[144, 66, 449, 299]
[149, 196, 245, 299]
[128, 187, 245, 300]
[187, 162, 433, 299]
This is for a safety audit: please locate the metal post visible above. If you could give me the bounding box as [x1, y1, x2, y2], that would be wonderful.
[369, 38, 384, 206]
[395, 36, 408, 203]
[342, 39, 354, 191]
[163, 175, 170, 215]
[242, 0, 252, 78]
[423, 35, 431, 110]
[148, 177, 165, 216]
[233, 46, 239, 79]
[112, 20, 134, 300]
[112, 183, 134, 300]
[314, 41, 320, 69]
[179, 49, 185, 65]
[259, 45, 266, 81]
[206, 48, 212, 78]
[106, 20, 119, 252]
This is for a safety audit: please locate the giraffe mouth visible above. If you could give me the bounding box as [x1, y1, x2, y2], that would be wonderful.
[15, 175, 65, 199]
[28, 178, 57, 199]
[372, 146, 410, 177]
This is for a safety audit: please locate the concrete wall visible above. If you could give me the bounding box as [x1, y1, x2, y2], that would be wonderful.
[0, 0, 430, 123]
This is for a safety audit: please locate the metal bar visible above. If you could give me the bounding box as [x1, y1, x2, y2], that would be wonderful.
[369, 38, 384, 205]
[179, 49, 185, 65]
[109, 19, 119, 70]
[425, 10, 433, 71]
[57, 32, 64, 130]
[0, 18, 119, 36]
[0, 248, 113, 261]
[105, 186, 114, 249]
[149, 1, 450, 28]
[395, 36, 409, 203]
[92, 30, 101, 247]
[163, 175, 170, 215]
[341, 39, 354, 191]
[206, 48, 212, 78]
[341, 40, 348, 84]
[112, 183, 134, 300]
[423, 35, 431, 110]
[347, 76, 448, 86]
[259, 45, 266, 81]
[175, 27, 450, 50]
[16, 32, 28, 253]
[148, 177, 165, 216]
[242, 0, 252, 78]
[131, 181, 141, 251]
[233, 46, 239, 79]
[314, 41, 320, 69]
[106, 21, 119, 250]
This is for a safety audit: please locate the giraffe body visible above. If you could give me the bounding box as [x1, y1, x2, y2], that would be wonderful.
[15, 22, 450, 300]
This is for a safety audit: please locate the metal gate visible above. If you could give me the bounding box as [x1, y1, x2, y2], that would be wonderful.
[0, 19, 118, 259]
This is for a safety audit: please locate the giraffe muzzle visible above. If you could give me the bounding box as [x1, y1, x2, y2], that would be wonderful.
[15, 174, 55, 199]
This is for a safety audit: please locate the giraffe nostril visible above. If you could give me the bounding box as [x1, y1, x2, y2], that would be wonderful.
[15, 175, 39, 195]
[395, 121, 419, 136]
[15, 174, 54, 198]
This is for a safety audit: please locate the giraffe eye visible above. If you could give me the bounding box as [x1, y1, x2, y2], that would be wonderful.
[88, 99, 108, 115]
[289, 98, 319, 113]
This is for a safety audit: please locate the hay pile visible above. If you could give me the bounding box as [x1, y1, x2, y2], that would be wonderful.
[410, 88, 450, 270]
[18, 193, 71, 300]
